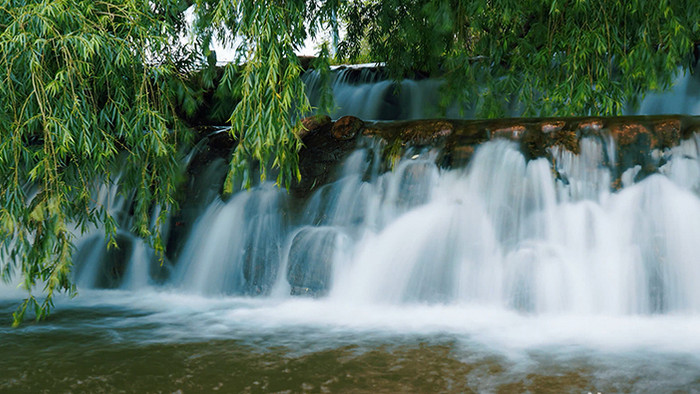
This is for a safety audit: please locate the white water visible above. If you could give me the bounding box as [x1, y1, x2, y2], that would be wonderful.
[3, 136, 700, 297]
[310, 139, 700, 316]
[27, 131, 698, 318]
[303, 68, 446, 120]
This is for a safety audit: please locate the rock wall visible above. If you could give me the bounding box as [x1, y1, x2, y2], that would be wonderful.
[293, 115, 700, 196]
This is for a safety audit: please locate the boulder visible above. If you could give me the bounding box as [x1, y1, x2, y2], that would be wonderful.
[610, 122, 654, 147]
[492, 124, 526, 140]
[287, 228, 343, 296]
[539, 120, 566, 134]
[653, 119, 681, 149]
[295, 115, 332, 140]
[331, 115, 364, 140]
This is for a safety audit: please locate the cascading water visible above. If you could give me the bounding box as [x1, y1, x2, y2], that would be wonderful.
[55, 128, 700, 319]
[173, 183, 286, 295]
[303, 63, 700, 120]
[303, 67, 447, 120]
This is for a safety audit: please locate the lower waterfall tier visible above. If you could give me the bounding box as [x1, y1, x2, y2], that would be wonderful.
[67, 126, 700, 315]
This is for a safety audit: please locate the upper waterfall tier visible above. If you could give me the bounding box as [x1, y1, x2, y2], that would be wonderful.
[303, 64, 700, 120]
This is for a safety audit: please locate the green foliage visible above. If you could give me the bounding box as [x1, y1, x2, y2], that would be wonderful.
[193, 0, 340, 190]
[220, 2, 308, 191]
[339, 0, 700, 117]
[0, 0, 189, 325]
[312, 42, 335, 116]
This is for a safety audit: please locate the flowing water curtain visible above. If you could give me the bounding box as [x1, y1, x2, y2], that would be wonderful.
[340, 0, 700, 117]
[0, 0, 189, 325]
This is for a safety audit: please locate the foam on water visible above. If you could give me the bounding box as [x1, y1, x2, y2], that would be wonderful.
[3, 62, 700, 392]
[5, 288, 700, 361]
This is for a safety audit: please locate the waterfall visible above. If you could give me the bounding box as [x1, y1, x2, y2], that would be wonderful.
[302, 67, 446, 120]
[3, 63, 700, 394]
[62, 124, 700, 317]
[303, 64, 700, 120]
[22, 61, 696, 321]
[172, 183, 287, 295]
[319, 137, 700, 314]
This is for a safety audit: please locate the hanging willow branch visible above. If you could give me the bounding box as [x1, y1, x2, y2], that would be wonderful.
[0, 0, 188, 326]
[198, 0, 342, 192]
[340, 0, 699, 117]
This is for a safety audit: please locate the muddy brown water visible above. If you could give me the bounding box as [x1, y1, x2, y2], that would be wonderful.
[2, 295, 699, 393]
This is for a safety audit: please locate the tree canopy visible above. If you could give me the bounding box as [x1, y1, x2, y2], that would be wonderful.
[339, 0, 699, 117]
[1, 0, 698, 325]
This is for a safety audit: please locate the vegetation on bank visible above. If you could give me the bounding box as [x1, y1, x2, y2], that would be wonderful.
[0, 0, 698, 325]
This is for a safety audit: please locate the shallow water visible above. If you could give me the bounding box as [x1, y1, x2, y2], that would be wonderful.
[2, 290, 700, 393]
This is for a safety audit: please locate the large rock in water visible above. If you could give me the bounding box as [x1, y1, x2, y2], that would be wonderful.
[295, 115, 332, 140]
[357, 115, 700, 183]
[331, 115, 364, 140]
[286, 227, 346, 296]
[290, 115, 700, 199]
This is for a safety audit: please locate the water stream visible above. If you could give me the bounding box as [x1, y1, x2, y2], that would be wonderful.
[2, 68, 700, 392]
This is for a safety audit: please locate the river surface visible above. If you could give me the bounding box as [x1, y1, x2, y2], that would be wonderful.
[2, 289, 700, 393]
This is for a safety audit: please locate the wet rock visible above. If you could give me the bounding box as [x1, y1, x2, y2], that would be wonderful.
[400, 120, 454, 144]
[287, 228, 343, 296]
[551, 129, 579, 154]
[492, 124, 526, 140]
[332, 116, 364, 140]
[364, 120, 455, 145]
[186, 114, 698, 206]
[442, 145, 475, 167]
[540, 120, 566, 134]
[520, 127, 548, 160]
[295, 115, 332, 140]
[576, 119, 604, 132]
[653, 119, 681, 149]
[609, 122, 656, 181]
[292, 117, 359, 198]
[611, 122, 654, 147]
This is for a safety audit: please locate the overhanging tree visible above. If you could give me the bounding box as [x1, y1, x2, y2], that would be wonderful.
[0, 0, 189, 325]
[1, 0, 698, 325]
[340, 0, 700, 116]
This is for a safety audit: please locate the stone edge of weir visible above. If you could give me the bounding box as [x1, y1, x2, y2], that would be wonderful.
[290, 114, 700, 195]
[192, 115, 700, 198]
